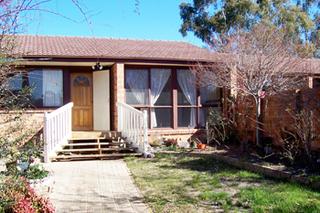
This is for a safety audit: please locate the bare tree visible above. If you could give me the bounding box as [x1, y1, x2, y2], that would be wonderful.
[194, 24, 316, 147]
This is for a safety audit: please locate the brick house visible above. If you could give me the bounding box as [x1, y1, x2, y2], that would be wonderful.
[12, 35, 221, 161]
[10, 35, 320, 161]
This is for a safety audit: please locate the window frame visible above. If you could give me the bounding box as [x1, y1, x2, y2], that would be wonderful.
[8, 69, 65, 108]
[124, 65, 223, 130]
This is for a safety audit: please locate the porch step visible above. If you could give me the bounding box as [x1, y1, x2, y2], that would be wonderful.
[63, 142, 127, 147]
[51, 153, 142, 161]
[56, 147, 135, 153]
[71, 131, 121, 140]
[50, 131, 141, 162]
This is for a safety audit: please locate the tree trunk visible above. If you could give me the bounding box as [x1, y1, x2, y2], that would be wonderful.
[255, 97, 262, 147]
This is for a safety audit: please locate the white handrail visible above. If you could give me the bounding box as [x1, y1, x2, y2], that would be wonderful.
[117, 102, 149, 154]
[43, 102, 73, 163]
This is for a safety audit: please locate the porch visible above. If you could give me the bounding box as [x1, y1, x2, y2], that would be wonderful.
[43, 102, 149, 162]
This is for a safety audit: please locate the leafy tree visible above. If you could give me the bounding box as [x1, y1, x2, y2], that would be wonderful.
[180, 0, 320, 55]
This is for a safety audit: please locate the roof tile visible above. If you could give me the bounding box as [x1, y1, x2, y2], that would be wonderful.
[14, 35, 214, 62]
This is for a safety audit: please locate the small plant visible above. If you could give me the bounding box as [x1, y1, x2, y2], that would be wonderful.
[163, 138, 177, 147]
[206, 107, 237, 146]
[24, 164, 49, 180]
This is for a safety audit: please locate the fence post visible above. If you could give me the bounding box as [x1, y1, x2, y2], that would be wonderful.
[143, 110, 148, 153]
[68, 105, 72, 139]
[118, 103, 122, 131]
[43, 112, 49, 163]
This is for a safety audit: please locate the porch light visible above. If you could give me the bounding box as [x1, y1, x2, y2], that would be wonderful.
[92, 62, 103, 71]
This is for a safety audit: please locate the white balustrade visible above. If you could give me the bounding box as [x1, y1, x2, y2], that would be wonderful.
[117, 102, 148, 154]
[43, 102, 73, 163]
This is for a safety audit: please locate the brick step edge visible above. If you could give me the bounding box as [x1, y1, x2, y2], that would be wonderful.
[159, 150, 320, 191]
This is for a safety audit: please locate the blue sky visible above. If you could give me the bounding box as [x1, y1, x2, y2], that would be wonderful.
[22, 0, 204, 47]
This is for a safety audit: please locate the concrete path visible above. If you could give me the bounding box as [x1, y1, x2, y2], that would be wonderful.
[45, 160, 149, 213]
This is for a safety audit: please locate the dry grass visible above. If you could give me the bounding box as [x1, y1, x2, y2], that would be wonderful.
[125, 153, 320, 213]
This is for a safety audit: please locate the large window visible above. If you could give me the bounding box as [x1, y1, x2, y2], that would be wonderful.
[8, 69, 63, 107]
[125, 67, 221, 129]
[125, 68, 172, 128]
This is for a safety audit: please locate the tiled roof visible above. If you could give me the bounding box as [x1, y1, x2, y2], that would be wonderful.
[14, 35, 214, 62]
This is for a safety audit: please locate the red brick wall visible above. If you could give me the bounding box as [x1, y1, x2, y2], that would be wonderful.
[234, 86, 320, 150]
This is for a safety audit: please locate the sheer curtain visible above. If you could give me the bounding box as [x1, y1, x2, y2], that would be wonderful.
[150, 69, 171, 128]
[126, 69, 148, 105]
[177, 69, 196, 127]
[43, 70, 63, 107]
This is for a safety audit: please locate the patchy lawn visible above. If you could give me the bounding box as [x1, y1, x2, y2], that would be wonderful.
[125, 153, 320, 213]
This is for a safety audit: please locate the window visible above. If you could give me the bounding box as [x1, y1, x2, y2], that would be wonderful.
[150, 69, 172, 128]
[200, 85, 220, 105]
[125, 68, 173, 128]
[125, 67, 222, 129]
[125, 69, 149, 105]
[312, 78, 320, 88]
[199, 85, 221, 128]
[199, 107, 221, 127]
[8, 74, 23, 92]
[7, 69, 63, 107]
[177, 69, 197, 127]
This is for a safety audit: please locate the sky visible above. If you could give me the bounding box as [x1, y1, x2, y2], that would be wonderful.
[22, 0, 204, 47]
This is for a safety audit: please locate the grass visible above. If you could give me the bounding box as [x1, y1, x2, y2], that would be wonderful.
[125, 153, 320, 213]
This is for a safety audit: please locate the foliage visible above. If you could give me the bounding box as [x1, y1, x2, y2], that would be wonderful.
[206, 99, 238, 146]
[0, 131, 44, 176]
[125, 153, 320, 212]
[0, 176, 54, 213]
[180, 0, 319, 55]
[163, 138, 178, 147]
[23, 165, 48, 180]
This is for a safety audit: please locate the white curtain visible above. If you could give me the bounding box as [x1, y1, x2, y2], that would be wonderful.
[177, 69, 196, 127]
[43, 70, 63, 107]
[150, 69, 171, 128]
[126, 69, 148, 105]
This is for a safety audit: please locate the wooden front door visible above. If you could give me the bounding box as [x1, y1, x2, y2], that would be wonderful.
[71, 73, 93, 130]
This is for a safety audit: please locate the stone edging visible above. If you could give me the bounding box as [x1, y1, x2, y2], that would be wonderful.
[159, 150, 320, 191]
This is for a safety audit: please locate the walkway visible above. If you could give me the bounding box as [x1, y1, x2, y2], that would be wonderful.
[45, 160, 149, 213]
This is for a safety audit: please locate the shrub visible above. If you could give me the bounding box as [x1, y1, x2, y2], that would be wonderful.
[24, 165, 49, 180]
[163, 138, 177, 147]
[206, 108, 238, 146]
[0, 176, 54, 213]
[279, 109, 319, 169]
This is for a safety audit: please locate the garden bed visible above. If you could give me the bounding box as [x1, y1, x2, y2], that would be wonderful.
[158, 148, 320, 190]
[125, 153, 320, 212]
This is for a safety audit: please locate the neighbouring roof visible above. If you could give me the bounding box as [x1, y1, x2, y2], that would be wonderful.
[14, 35, 215, 62]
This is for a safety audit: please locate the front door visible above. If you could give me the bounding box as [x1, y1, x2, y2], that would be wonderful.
[71, 73, 93, 130]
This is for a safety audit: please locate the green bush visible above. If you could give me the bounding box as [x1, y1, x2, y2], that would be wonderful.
[24, 165, 49, 180]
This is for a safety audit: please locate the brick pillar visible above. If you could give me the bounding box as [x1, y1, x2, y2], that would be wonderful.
[110, 63, 125, 131]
